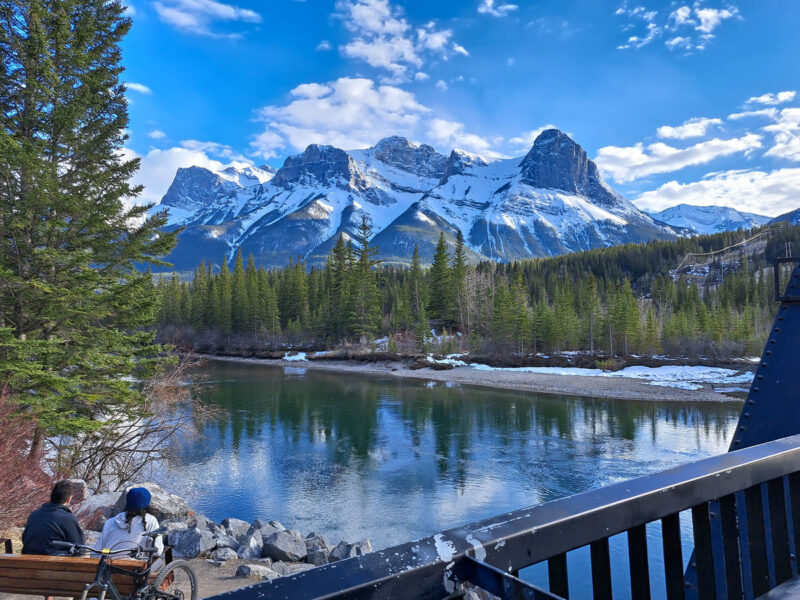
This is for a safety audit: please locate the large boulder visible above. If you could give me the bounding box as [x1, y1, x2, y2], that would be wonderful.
[222, 518, 251, 542]
[237, 530, 263, 560]
[212, 533, 240, 551]
[211, 547, 238, 562]
[304, 534, 331, 566]
[75, 492, 119, 532]
[113, 482, 192, 521]
[270, 561, 315, 577]
[329, 539, 372, 562]
[262, 530, 307, 562]
[235, 564, 280, 580]
[169, 528, 216, 559]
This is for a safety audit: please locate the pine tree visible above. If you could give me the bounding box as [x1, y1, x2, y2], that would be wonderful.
[428, 232, 451, 321]
[231, 249, 248, 333]
[0, 0, 177, 444]
[450, 230, 468, 330]
[349, 216, 381, 338]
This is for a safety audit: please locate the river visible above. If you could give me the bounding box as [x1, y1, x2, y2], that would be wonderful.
[155, 360, 742, 597]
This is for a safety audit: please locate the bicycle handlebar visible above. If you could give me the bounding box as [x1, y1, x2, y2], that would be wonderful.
[49, 541, 160, 557]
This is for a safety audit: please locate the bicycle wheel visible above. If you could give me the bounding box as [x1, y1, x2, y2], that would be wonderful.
[153, 560, 198, 600]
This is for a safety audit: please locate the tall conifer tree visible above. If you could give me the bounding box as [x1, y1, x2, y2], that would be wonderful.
[0, 0, 177, 444]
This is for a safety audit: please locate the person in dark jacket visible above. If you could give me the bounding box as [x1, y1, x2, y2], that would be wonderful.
[21, 480, 84, 555]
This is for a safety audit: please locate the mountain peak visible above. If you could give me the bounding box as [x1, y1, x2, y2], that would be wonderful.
[273, 144, 367, 189]
[519, 128, 621, 207]
[371, 136, 447, 179]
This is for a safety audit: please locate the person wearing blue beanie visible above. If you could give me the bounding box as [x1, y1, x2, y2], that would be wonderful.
[96, 486, 164, 568]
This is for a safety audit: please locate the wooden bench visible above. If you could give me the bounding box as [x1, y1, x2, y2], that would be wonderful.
[0, 538, 173, 598]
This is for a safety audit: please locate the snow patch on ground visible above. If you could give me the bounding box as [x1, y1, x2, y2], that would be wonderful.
[467, 363, 754, 391]
[283, 352, 308, 362]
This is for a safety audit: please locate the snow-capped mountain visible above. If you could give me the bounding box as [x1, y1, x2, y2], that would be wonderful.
[153, 129, 677, 270]
[770, 208, 800, 226]
[648, 204, 770, 236]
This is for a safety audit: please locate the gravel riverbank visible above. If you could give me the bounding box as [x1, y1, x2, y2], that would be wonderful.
[201, 355, 748, 402]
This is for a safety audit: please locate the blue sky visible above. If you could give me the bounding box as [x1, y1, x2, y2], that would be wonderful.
[121, 0, 800, 216]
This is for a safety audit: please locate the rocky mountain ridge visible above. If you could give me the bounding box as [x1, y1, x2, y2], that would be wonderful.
[153, 129, 678, 270]
[648, 204, 771, 236]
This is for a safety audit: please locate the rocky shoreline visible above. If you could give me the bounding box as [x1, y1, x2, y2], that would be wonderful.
[201, 353, 752, 403]
[71, 480, 372, 583]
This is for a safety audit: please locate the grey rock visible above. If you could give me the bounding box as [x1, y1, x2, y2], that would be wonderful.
[237, 530, 263, 560]
[329, 539, 372, 562]
[169, 527, 216, 559]
[211, 547, 238, 562]
[306, 549, 329, 566]
[235, 564, 280, 580]
[269, 520, 287, 532]
[112, 482, 192, 521]
[74, 492, 119, 532]
[222, 518, 251, 541]
[271, 561, 315, 576]
[304, 534, 331, 553]
[262, 530, 307, 562]
[162, 519, 189, 531]
[213, 533, 240, 551]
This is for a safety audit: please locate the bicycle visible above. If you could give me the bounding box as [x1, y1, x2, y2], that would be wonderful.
[52, 527, 197, 600]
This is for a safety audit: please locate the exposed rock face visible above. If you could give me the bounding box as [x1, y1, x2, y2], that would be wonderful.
[519, 129, 619, 206]
[373, 136, 447, 179]
[273, 145, 367, 190]
[161, 166, 237, 212]
[441, 149, 489, 181]
[770, 208, 800, 226]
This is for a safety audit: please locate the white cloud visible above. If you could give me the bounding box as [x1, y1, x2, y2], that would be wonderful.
[617, 2, 739, 52]
[635, 168, 800, 216]
[596, 134, 762, 182]
[316, 40, 332, 51]
[728, 108, 779, 121]
[694, 6, 738, 34]
[656, 117, 722, 139]
[154, 0, 261, 38]
[251, 77, 430, 158]
[746, 91, 797, 106]
[414, 72, 430, 81]
[477, 0, 518, 18]
[180, 139, 249, 162]
[124, 4, 136, 16]
[435, 80, 448, 91]
[508, 124, 558, 153]
[148, 129, 167, 139]
[764, 108, 800, 162]
[126, 82, 152, 94]
[335, 0, 466, 80]
[427, 118, 502, 157]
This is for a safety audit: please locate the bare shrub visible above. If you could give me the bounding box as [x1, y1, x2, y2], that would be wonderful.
[0, 387, 53, 527]
[47, 355, 215, 493]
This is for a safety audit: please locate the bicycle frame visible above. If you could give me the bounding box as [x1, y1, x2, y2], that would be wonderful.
[78, 549, 151, 600]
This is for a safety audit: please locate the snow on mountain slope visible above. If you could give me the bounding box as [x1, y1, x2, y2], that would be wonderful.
[152, 129, 677, 270]
[648, 204, 770, 235]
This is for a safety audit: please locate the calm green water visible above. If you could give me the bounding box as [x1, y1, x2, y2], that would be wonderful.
[155, 360, 742, 597]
